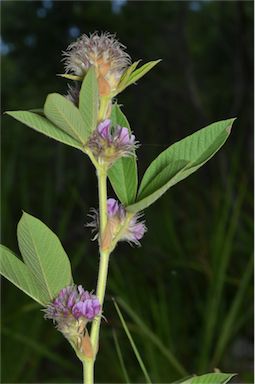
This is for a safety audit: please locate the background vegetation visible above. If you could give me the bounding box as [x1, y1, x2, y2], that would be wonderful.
[1, 1, 253, 383]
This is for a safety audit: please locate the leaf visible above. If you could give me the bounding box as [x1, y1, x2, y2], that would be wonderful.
[212, 255, 253, 365]
[117, 60, 141, 93]
[117, 297, 187, 376]
[6, 111, 83, 150]
[79, 66, 99, 134]
[189, 373, 236, 384]
[2, 326, 78, 372]
[57, 73, 83, 81]
[112, 329, 131, 383]
[29, 108, 45, 116]
[124, 60, 161, 88]
[44, 93, 88, 144]
[108, 105, 138, 205]
[0, 245, 49, 305]
[179, 373, 236, 384]
[127, 118, 235, 212]
[17, 212, 73, 300]
[113, 298, 152, 384]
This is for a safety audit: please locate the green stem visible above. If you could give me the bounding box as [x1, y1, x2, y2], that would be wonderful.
[83, 360, 94, 384]
[90, 249, 110, 353]
[98, 95, 110, 121]
[97, 167, 107, 238]
[90, 166, 110, 358]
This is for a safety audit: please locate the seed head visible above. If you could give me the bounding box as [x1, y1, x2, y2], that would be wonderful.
[63, 32, 131, 96]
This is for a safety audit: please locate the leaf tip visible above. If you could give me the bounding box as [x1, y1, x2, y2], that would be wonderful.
[4, 110, 15, 116]
[20, 210, 31, 220]
[226, 117, 237, 134]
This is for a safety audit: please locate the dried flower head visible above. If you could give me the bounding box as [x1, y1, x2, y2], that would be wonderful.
[66, 83, 81, 106]
[87, 119, 137, 165]
[87, 198, 146, 248]
[44, 285, 100, 346]
[63, 32, 131, 96]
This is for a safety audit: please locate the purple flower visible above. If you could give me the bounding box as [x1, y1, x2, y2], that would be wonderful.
[88, 119, 138, 164]
[87, 198, 146, 247]
[122, 214, 146, 245]
[44, 285, 101, 340]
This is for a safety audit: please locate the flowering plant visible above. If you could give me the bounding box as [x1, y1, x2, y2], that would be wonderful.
[1, 32, 236, 384]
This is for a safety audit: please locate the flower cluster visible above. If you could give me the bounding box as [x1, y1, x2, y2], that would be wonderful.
[44, 285, 100, 344]
[64, 32, 131, 96]
[88, 119, 137, 165]
[88, 198, 146, 248]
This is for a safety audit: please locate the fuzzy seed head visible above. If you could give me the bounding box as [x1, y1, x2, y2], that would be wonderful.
[63, 32, 131, 95]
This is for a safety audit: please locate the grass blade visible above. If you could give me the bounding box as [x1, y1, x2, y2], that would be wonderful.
[116, 296, 187, 376]
[212, 255, 253, 365]
[112, 328, 131, 383]
[1, 326, 77, 373]
[198, 181, 247, 371]
[113, 297, 152, 384]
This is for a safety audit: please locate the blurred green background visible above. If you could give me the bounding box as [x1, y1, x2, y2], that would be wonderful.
[1, 1, 253, 383]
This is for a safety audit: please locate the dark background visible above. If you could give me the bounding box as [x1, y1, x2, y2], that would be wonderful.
[1, 1, 253, 383]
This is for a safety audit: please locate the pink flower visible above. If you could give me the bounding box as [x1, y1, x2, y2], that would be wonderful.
[44, 285, 101, 342]
[87, 198, 146, 247]
[87, 119, 138, 164]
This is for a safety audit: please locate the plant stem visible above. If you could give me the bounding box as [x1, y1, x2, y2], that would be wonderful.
[83, 360, 94, 384]
[90, 249, 110, 353]
[97, 167, 107, 238]
[98, 95, 111, 121]
[90, 166, 110, 359]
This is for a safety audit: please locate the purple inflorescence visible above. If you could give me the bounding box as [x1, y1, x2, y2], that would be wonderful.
[122, 213, 147, 245]
[44, 285, 101, 323]
[87, 198, 146, 246]
[88, 119, 137, 164]
[107, 198, 123, 218]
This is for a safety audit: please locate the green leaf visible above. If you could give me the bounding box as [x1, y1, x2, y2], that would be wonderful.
[186, 373, 236, 384]
[212, 255, 253, 365]
[44, 93, 88, 144]
[79, 66, 99, 134]
[6, 111, 83, 150]
[117, 297, 187, 376]
[124, 60, 161, 88]
[108, 105, 138, 205]
[29, 108, 45, 116]
[127, 118, 235, 212]
[112, 329, 131, 383]
[17, 212, 73, 300]
[0, 245, 49, 305]
[113, 298, 152, 384]
[117, 60, 141, 93]
[57, 73, 83, 81]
